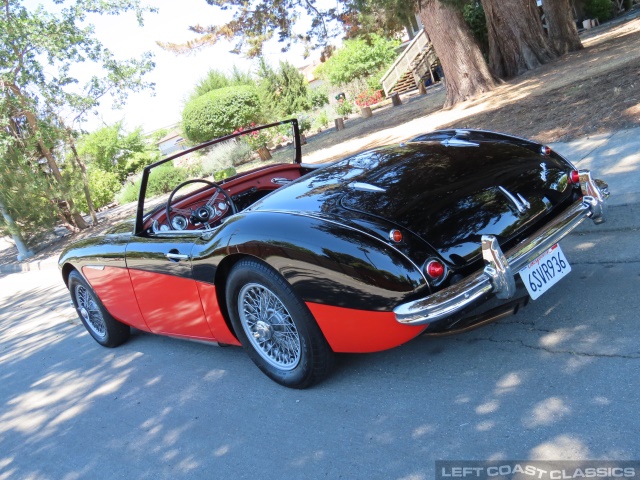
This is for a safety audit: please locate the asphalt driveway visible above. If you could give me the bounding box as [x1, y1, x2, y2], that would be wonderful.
[0, 203, 638, 479]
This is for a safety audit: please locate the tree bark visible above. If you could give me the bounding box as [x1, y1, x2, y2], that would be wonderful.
[543, 0, 583, 54]
[417, 0, 496, 108]
[482, 0, 559, 79]
[0, 197, 34, 261]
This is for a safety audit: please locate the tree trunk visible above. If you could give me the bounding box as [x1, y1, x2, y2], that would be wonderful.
[68, 132, 99, 225]
[8, 82, 90, 230]
[482, 0, 559, 79]
[417, 0, 497, 108]
[543, 0, 583, 54]
[0, 197, 34, 261]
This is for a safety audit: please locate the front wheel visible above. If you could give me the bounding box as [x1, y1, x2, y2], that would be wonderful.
[68, 270, 130, 347]
[226, 259, 334, 388]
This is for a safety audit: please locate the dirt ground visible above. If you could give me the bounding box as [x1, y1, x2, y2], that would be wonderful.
[301, 14, 640, 163]
[2, 13, 639, 265]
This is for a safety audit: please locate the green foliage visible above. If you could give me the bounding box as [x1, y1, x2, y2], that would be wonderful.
[115, 180, 140, 205]
[297, 115, 312, 134]
[213, 167, 237, 181]
[315, 34, 400, 87]
[182, 86, 261, 143]
[76, 122, 159, 181]
[188, 67, 254, 101]
[335, 98, 355, 117]
[147, 163, 189, 197]
[241, 128, 272, 150]
[462, 1, 488, 53]
[308, 88, 329, 109]
[584, 0, 615, 21]
[341, 0, 417, 39]
[0, 146, 56, 239]
[1, 0, 156, 234]
[196, 139, 253, 176]
[312, 109, 330, 130]
[255, 58, 311, 121]
[116, 163, 188, 204]
[74, 168, 121, 212]
[149, 128, 169, 143]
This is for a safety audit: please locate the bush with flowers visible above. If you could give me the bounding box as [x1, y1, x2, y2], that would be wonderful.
[355, 89, 383, 108]
[233, 123, 272, 150]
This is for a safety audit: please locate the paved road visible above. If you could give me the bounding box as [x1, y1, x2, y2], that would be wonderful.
[1, 203, 638, 479]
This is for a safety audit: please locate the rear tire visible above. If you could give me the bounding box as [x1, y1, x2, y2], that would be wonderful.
[226, 259, 334, 388]
[68, 270, 130, 347]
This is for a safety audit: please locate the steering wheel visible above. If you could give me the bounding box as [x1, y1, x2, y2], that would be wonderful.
[166, 179, 237, 230]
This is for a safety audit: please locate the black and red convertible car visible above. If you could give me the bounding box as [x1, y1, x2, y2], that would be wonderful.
[59, 119, 609, 388]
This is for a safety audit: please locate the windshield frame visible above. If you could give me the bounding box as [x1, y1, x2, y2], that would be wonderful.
[134, 119, 301, 235]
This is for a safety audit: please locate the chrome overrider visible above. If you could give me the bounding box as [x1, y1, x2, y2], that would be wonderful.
[394, 170, 609, 325]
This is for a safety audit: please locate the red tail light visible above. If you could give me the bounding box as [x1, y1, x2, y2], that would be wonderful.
[389, 229, 403, 243]
[568, 170, 580, 185]
[425, 260, 445, 278]
[541, 145, 552, 156]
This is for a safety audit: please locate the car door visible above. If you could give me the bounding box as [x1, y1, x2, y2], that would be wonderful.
[125, 233, 215, 340]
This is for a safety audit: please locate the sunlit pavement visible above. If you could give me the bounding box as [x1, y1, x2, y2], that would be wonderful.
[0, 204, 639, 478]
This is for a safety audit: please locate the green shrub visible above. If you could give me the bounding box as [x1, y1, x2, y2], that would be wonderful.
[146, 163, 189, 197]
[315, 34, 400, 86]
[297, 115, 312, 135]
[463, 1, 488, 54]
[256, 58, 312, 120]
[312, 109, 330, 130]
[214, 167, 237, 181]
[75, 168, 121, 212]
[199, 139, 253, 174]
[115, 163, 189, 204]
[584, 0, 615, 21]
[335, 98, 355, 117]
[182, 86, 261, 143]
[308, 88, 329, 109]
[116, 180, 140, 205]
[188, 67, 255, 102]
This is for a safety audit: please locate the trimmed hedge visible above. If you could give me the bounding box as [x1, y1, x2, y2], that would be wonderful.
[182, 86, 261, 143]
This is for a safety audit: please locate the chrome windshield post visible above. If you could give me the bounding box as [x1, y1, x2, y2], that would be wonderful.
[482, 235, 516, 300]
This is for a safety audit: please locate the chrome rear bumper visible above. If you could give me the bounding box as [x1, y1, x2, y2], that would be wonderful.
[394, 170, 609, 325]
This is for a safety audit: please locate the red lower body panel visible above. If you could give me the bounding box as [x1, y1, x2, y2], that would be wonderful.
[307, 302, 426, 353]
[82, 266, 149, 332]
[196, 282, 241, 346]
[128, 269, 215, 339]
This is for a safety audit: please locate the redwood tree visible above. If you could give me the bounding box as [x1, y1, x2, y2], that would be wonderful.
[417, 1, 496, 107]
[543, 0, 583, 54]
[481, 0, 558, 78]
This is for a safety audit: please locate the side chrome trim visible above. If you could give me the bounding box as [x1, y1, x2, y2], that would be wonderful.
[84, 265, 105, 271]
[394, 171, 608, 325]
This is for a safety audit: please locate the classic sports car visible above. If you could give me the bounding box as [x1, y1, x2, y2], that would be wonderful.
[59, 120, 609, 388]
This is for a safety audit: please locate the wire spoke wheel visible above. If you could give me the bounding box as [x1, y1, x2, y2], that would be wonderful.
[75, 284, 106, 339]
[238, 283, 301, 370]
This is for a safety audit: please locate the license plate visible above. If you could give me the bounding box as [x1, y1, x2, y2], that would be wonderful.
[519, 244, 571, 300]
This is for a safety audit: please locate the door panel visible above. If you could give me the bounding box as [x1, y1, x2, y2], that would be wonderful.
[126, 236, 213, 339]
[128, 269, 214, 339]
